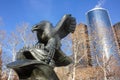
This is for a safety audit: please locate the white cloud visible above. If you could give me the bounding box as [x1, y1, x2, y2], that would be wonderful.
[95, 0, 106, 8]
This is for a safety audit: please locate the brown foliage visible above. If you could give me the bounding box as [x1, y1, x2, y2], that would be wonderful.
[1, 72, 19, 80]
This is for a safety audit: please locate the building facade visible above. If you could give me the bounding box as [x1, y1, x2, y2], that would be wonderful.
[113, 22, 120, 50]
[72, 23, 91, 67]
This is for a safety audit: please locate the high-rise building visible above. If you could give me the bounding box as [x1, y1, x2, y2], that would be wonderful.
[86, 8, 120, 66]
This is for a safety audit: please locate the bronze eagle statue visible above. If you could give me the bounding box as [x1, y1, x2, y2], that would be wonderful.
[7, 14, 76, 80]
[31, 14, 76, 66]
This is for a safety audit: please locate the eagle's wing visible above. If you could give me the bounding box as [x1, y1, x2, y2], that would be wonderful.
[55, 14, 76, 39]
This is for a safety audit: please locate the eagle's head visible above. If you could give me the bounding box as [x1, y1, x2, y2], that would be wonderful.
[31, 21, 52, 42]
[31, 21, 51, 33]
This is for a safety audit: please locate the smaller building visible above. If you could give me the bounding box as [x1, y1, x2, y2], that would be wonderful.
[72, 23, 91, 67]
[113, 22, 120, 50]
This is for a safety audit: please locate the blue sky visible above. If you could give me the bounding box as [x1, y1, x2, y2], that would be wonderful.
[0, 0, 120, 32]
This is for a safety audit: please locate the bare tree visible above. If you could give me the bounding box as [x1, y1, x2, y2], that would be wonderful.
[0, 30, 6, 79]
[1, 22, 36, 80]
[88, 23, 120, 80]
[6, 32, 20, 80]
[16, 22, 37, 46]
[71, 23, 90, 80]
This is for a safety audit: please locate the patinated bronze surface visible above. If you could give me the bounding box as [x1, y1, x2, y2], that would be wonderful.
[7, 14, 76, 80]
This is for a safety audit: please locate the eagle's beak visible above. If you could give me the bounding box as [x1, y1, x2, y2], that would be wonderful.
[31, 26, 38, 33]
[31, 28, 35, 33]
